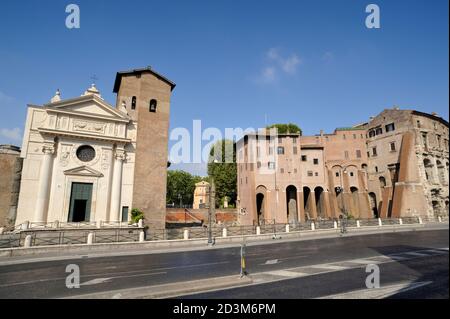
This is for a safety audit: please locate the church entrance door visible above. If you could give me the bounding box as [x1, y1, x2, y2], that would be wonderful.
[68, 182, 93, 222]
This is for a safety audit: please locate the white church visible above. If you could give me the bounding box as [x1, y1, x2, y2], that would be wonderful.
[16, 67, 175, 228]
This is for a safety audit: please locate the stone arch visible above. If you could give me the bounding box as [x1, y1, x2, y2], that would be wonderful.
[423, 158, 434, 182]
[255, 185, 267, 225]
[314, 186, 325, 219]
[436, 160, 446, 185]
[369, 192, 379, 218]
[303, 186, 312, 221]
[379, 176, 386, 188]
[286, 185, 298, 223]
[362, 163, 368, 171]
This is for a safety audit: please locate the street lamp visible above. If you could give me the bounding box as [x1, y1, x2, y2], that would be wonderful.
[207, 179, 216, 245]
[208, 159, 219, 245]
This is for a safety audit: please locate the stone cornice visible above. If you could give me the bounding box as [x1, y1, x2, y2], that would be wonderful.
[37, 128, 131, 144]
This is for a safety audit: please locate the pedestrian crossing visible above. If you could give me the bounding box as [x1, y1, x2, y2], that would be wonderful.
[251, 247, 449, 284]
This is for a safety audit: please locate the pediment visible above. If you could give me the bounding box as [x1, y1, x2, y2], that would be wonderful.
[64, 166, 104, 177]
[45, 95, 129, 121]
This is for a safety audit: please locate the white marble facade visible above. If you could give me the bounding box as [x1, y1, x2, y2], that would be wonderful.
[15, 85, 136, 225]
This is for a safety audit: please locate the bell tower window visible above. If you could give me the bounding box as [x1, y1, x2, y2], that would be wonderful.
[149, 99, 157, 112]
[131, 96, 136, 110]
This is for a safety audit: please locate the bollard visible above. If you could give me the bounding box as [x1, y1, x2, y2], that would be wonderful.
[285, 224, 290, 233]
[333, 221, 338, 229]
[183, 229, 189, 240]
[356, 220, 361, 228]
[399, 218, 403, 225]
[418, 216, 423, 224]
[438, 216, 442, 223]
[256, 226, 261, 235]
[311, 222, 315, 231]
[87, 232, 94, 245]
[138, 219, 143, 228]
[378, 218, 382, 227]
[222, 228, 227, 238]
[139, 231, 145, 242]
[24, 235, 32, 248]
[22, 221, 29, 231]
[96, 220, 102, 229]
[0, 227, 4, 235]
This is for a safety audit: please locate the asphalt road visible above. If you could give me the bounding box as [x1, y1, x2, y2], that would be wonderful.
[0, 229, 448, 299]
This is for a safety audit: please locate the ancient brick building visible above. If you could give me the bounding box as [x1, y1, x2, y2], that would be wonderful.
[236, 108, 449, 225]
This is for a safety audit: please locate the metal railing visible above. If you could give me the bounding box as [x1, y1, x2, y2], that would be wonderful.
[1, 216, 446, 249]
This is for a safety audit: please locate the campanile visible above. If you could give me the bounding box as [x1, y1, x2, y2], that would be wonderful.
[113, 67, 175, 229]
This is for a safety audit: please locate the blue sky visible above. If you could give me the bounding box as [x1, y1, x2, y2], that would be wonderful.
[0, 0, 448, 175]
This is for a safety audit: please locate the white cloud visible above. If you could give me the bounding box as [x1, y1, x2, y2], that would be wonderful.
[255, 48, 302, 84]
[0, 127, 22, 142]
[281, 54, 301, 74]
[262, 67, 276, 82]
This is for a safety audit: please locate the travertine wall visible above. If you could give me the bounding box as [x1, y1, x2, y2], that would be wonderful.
[0, 145, 22, 227]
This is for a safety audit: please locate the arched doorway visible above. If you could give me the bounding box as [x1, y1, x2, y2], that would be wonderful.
[303, 187, 311, 221]
[314, 186, 325, 219]
[369, 192, 378, 218]
[286, 185, 298, 223]
[255, 185, 267, 225]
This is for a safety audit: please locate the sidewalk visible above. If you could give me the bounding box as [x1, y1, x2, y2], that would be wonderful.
[0, 222, 447, 266]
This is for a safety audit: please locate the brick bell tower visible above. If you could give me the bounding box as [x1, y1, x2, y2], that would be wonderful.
[113, 66, 176, 229]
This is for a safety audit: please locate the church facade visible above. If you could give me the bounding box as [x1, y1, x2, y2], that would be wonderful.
[15, 67, 175, 229]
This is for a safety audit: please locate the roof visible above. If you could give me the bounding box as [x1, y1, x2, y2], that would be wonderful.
[113, 66, 176, 93]
[411, 110, 449, 127]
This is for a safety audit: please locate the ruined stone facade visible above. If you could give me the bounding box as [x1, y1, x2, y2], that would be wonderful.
[237, 108, 449, 225]
[0, 145, 22, 227]
[365, 109, 449, 218]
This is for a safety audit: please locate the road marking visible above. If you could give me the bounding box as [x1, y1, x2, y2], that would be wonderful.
[265, 270, 303, 277]
[349, 259, 381, 265]
[318, 281, 433, 299]
[264, 259, 279, 265]
[314, 264, 349, 270]
[80, 278, 112, 286]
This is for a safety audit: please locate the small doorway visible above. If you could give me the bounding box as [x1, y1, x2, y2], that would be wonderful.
[68, 182, 93, 222]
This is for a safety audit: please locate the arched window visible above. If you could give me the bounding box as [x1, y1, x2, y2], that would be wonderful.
[379, 176, 386, 188]
[131, 96, 136, 110]
[149, 99, 157, 112]
[423, 158, 434, 182]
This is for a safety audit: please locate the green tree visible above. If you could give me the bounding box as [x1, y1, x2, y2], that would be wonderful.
[207, 139, 237, 208]
[166, 170, 203, 206]
[266, 123, 302, 135]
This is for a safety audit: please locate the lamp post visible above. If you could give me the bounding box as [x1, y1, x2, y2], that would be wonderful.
[208, 179, 216, 245]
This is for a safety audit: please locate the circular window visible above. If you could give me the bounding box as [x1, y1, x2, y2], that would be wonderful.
[76, 145, 96, 162]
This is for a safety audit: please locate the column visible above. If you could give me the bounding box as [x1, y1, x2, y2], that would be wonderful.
[110, 148, 125, 221]
[34, 143, 55, 222]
